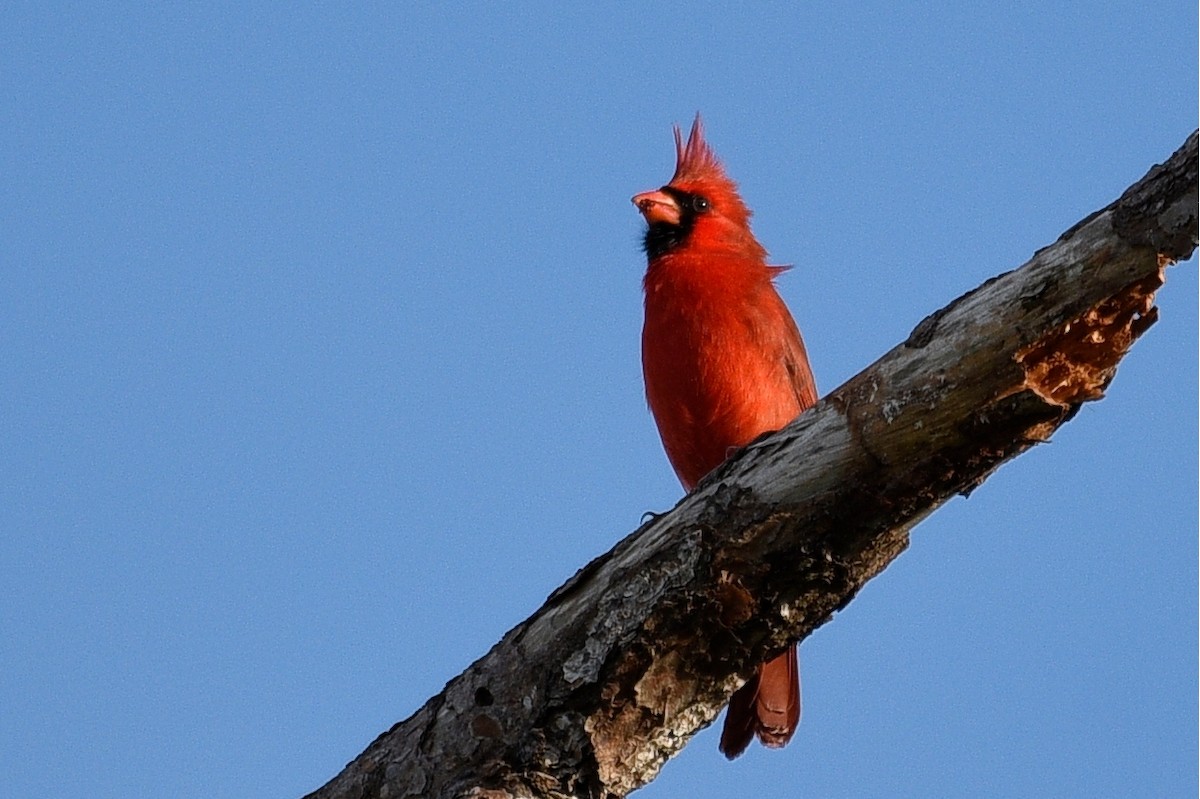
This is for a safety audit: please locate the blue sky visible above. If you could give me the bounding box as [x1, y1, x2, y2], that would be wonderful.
[1, 3, 1195, 798]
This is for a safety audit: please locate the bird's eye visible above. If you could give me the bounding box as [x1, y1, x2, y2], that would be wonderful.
[692, 196, 710, 212]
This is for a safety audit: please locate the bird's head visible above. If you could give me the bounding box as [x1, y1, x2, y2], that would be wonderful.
[633, 115, 762, 261]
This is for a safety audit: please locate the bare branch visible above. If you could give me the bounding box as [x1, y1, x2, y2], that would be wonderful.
[305, 131, 1197, 799]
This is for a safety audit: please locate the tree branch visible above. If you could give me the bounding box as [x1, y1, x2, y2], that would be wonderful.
[305, 131, 1197, 799]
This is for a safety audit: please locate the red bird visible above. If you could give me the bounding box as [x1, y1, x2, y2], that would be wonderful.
[633, 116, 817, 759]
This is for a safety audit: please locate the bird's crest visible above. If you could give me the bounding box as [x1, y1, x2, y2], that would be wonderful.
[664, 114, 753, 235]
[670, 114, 725, 185]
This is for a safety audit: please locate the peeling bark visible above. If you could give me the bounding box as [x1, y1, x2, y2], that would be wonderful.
[304, 131, 1197, 799]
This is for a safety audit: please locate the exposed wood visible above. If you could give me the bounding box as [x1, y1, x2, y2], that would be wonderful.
[304, 131, 1197, 799]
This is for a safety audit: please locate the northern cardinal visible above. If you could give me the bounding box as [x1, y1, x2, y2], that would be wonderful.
[633, 116, 817, 759]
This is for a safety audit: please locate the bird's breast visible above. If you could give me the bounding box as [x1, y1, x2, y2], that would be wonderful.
[642, 265, 805, 489]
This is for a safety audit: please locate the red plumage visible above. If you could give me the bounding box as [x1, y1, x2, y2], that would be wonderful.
[634, 116, 816, 759]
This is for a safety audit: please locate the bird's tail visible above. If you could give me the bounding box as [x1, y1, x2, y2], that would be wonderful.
[718, 646, 801, 759]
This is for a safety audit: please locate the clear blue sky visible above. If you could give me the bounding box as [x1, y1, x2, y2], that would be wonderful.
[2, 4, 1195, 798]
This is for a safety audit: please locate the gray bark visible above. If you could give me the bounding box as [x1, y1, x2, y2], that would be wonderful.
[304, 131, 1197, 799]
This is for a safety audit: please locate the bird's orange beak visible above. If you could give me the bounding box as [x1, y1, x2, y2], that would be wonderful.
[632, 189, 681, 226]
